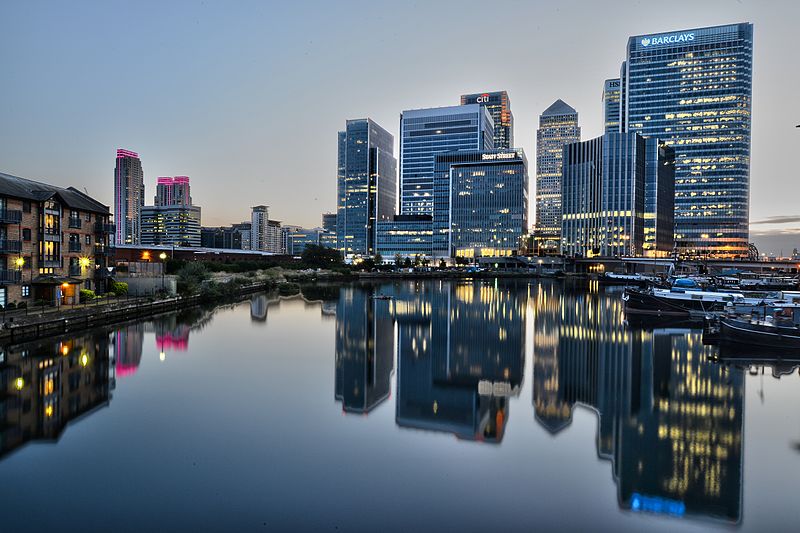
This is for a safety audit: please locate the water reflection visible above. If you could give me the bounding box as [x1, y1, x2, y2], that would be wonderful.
[0, 332, 113, 458]
[334, 286, 394, 414]
[533, 283, 744, 523]
[394, 281, 526, 442]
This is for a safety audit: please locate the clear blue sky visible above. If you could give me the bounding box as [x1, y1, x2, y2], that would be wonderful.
[1, 0, 798, 254]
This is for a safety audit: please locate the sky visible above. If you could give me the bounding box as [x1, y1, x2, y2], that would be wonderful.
[1, 0, 798, 255]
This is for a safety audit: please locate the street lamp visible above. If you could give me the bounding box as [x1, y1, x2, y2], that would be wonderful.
[159, 252, 167, 293]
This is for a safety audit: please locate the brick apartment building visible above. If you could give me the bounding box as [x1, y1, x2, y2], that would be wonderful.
[0, 172, 113, 307]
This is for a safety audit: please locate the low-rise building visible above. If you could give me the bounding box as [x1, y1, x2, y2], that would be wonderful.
[375, 215, 433, 260]
[0, 171, 113, 306]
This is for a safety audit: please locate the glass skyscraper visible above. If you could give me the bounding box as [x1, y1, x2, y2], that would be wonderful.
[460, 91, 514, 149]
[114, 148, 144, 245]
[337, 118, 397, 256]
[602, 79, 621, 133]
[561, 132, 647, 257]
[434, 149, 528, 258]
[644, 138, 676, 255]
[622, 23, 753, 257]
[399, 105, 493, 216]
[535, 100, 580, 252]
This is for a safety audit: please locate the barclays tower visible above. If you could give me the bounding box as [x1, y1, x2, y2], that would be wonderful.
[621, 23, 753, 257]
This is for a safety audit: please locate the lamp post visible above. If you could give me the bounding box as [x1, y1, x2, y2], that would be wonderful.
[159, 252, 167, 294]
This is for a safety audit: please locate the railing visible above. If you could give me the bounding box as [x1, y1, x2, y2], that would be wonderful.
[68, 242, 82, 253]
[41, 259, 60, 268]
[94, 222, 115, 234]
[0, 210, 22, 224]
[0, 270, 22, 284]
[68, 218, 82, 229]
[0, 240, 22, 253]
[94, 245, 108, 255]
[68, 265, 82, 277]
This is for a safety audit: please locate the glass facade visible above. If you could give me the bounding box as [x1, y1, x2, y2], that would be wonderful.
[644, 138, 676, 254]
[602, 79, 621, 133]
[141, 205, 202, 247]
[336, 119, 396, 256]
[399, 105, 493, 216]
[114, 149, 144, 245]
[535, 100, 580, 250]
[436, 149, 528, 258]
[375, 215, 433, 259]
[561, 132, 646, 257]
[623, 23, 753, 257]
[460, 91, 514, 149]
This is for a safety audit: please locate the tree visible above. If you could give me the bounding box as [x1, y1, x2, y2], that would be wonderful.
[394, 253, 403, 267]
[439, 259, 447, 269]
[374, 252, 383, 265]
[301, 244, 344, 268]
[403, 257, 412, 268]
[413, 255, 422, 267]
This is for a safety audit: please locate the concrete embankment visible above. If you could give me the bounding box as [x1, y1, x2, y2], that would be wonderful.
[0, 281, 273, 344]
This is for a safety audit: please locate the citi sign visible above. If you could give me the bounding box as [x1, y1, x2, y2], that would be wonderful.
[476, 93, 491, 103]
[640, 32, 695, 47]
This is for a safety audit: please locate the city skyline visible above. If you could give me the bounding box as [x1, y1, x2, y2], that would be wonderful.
[1, 1, 798, 254]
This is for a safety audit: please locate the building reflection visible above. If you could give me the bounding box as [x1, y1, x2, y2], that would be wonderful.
[114, 323, 144, 378]
[334, 285, 394, 414]
[394, 280, 527, 442]
[0, 332, 113, 460]
[533, 284, 743, 523]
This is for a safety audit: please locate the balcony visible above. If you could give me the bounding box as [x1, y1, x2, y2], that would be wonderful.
[68, 218, 82, 229]
[40, 259, 61, 269]
[0, 210, 22, 224]
[94, 244, 108, 255]
[94, 222, 115, 234]
[68, 265, 82, 277]
[0, 239, 22, 253]
[0, 270, 22, 284]
[68, 242, 82, 253]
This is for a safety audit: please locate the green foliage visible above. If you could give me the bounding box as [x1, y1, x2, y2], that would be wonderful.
[439, 259, 447, 269]
[5, 301, 16, 310]
[110, 282, 128, 296]
[301, 244, 343, 268]
[79, 289, 96, 303]
[374, 252, 383, 265]
[403, 257, 412, 268]
[277, 282, 301, 296]
[394, 254, 403, 266]
[176, 262, 210, 296]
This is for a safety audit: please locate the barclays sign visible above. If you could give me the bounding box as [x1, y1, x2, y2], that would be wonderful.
[640, 32, 695, 47]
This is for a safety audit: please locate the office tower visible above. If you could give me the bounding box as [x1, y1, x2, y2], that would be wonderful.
[114, 148, 144, 245]
[622, 23, 754, 257]
[561, 132, 647, 257]
[375, 215, 434, 260]
[399, 105, 493, 216]
[155, 176, 191, 207]
[461, 91, 514, 149]
[141, 176, 201, 247]
[644, 138, 676, 255]
[535, 101, 580, 252]
[602, 79, 621, 133]
[233, 222, 252, 250]
[250, 205, 283, 253]
[433, 149, 528, 258]
[336, 118, 396, 256]
[321, 213, 337, 233]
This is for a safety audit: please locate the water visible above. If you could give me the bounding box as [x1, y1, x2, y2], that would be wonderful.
[1, 279, 798, 532]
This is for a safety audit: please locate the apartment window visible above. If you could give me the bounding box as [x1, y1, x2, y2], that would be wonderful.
[22, 228, 31, 241]
[85, 212, 91, 221]
[22, 285, 30, 298]
[22, 201, 31, 213]
[84, 280, 91, 290]
[85, 235, 91, 245]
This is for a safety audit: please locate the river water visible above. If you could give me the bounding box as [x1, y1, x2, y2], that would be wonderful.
[1, 279, 798, 532]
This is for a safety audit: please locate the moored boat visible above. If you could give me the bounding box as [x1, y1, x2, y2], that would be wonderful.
[719, 305, 800, 350]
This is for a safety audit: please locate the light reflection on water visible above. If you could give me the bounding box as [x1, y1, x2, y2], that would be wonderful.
[0, 280, 798, 532]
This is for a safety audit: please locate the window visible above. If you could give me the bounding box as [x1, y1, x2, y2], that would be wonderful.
[22, 285, 30, 298]
[22, 201, 31, 213]
[84, 280, 91, 290]
[85, 212, 91, 221]
[22, 228, 31, 241]
[85, 235, 91, 244]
